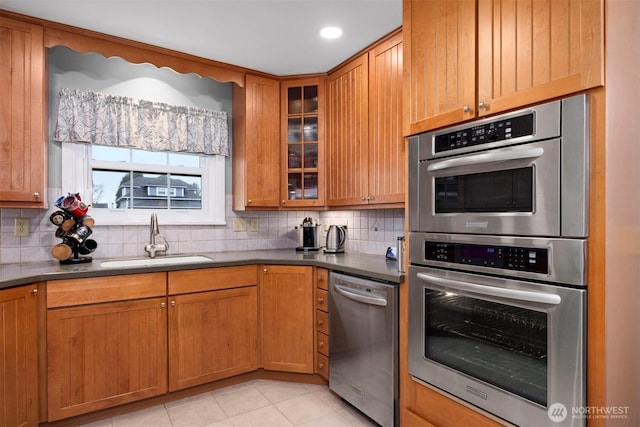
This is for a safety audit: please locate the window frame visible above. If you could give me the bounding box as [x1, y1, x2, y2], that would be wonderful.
[61, 142, 226, 226]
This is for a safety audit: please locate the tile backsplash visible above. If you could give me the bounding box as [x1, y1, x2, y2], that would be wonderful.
[0, 190, 405, 265]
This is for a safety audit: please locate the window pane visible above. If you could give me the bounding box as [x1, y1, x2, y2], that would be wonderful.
[92, 145, 130, 162]
[92, 169, 130, 208]
[169, 152, 200, 167]
[130, 172, 168, 209]
[169, 174, 202, 209]
[132, 149, 167, 165]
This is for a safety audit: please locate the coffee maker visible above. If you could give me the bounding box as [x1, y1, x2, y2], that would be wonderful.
[296, 217, 320, 251]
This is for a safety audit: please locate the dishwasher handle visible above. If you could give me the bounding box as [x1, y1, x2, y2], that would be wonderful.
[333, 284, 387, 307]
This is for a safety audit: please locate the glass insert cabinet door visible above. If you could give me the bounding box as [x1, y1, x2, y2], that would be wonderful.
[282, 79, 324, 206]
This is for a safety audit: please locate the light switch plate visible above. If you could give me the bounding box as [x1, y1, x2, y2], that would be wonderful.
[233, 218, 247, 231]
[14, 218, 29, 237]
[250, 219, 259, 232]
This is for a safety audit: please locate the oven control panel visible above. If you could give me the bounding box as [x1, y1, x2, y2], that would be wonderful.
[434, 113, 534, 153]
[425, 241, 548, 274]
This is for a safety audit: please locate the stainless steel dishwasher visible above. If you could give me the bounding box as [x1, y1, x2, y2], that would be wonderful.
[329, 272, 398, 427]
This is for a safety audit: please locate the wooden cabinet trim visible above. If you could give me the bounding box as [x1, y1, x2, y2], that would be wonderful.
[46, 273, 166, 308]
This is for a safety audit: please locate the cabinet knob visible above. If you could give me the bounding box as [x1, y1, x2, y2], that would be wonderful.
[361, 196, 367, 202]
[319, 341, 324, 347]
[318, 319, 324, 326]
[171, 300, 176, 307]
[478, 101, 488, 110]
[33, 192, 40, 199]
[319, 363, 325, 369]
[161, 302, 166, 308]
[281, 200, 286, 205]
[463, 105, 471, 113]
[263, 268, 268, 273]
[31, 289, 38, 296]
[317, 297, 324, 304]
[247, 199, 253, 205]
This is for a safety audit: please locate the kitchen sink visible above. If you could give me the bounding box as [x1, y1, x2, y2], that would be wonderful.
[100, 255, 213, 268]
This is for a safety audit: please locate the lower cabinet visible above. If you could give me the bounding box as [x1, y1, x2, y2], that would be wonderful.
[46, 274, 168, 421]
[168, 267, 258, 391]
[0, 284, 40, 427]
[260, 265, 314, 373]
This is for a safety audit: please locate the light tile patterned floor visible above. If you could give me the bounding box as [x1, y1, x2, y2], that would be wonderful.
[79, 380, 379, 427]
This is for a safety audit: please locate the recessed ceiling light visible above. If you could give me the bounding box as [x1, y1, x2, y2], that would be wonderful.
[320, 26, 343, 40]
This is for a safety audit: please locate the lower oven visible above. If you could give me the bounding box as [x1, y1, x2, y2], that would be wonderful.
[408, 232, 586, 427]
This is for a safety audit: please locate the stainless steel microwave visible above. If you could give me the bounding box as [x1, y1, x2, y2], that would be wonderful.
[408, 95, 589, 238]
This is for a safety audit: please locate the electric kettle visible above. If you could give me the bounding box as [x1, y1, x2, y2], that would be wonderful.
[324, 225, 346, 253]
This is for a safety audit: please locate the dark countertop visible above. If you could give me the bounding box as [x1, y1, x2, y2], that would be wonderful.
[0, 250, 403, 290]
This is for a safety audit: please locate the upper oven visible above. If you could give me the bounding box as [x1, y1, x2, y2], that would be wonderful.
[408, 94, 589, 238]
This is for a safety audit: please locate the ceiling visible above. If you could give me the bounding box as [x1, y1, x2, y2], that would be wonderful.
[1, 0, 402, 76]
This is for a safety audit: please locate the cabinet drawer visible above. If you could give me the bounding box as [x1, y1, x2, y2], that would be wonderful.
[316, 352, 329, 379]
[316, 289, 328, 312]
[168, 265, 258, 294]
[316, 331, 329, 356]
[47, 273, 166, 308]
[316, 268, 329, 290]
[316, 310, 329, 335]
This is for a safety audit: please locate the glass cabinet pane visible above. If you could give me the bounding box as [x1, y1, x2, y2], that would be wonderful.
[303, 86, 318, 112]
[303, 173, 318, 199]
[288, 117, 302, 142]
[303, 117, 318, 142]
[304, 144, 318, 168]
[288, 87, 302, 114]
[288, 173, 302, 199]
[288, 144, 302, 168]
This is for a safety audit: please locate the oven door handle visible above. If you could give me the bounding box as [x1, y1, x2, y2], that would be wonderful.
[426, 147, 545, 173]
[416, 272, 561, 305]
[333, 284, 388, 307]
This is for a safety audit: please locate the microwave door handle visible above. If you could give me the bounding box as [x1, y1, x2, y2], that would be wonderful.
[426, 147, 545, 173]
[416, 272, 561, 305]
[333, 284, 388, 307]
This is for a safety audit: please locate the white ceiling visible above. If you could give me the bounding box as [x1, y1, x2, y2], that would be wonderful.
[1, 0, 402, 76]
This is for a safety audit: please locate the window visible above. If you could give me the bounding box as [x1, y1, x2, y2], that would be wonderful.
[62, 143, 225, 225]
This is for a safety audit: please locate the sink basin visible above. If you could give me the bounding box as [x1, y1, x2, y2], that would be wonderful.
[100, 255, 213, 268]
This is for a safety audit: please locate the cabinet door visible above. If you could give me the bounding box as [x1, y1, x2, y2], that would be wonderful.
[326, 54, 370, 206]
[403, 0, 476, 135]
[477, 0, 603, 116]
[232, 74, 281, 209]
[168, 286, 258, 391]
[261, 265, 314, 373]
[281, 78, 325, 208]
[0, 285, 39, 427]
[47, 298, 167, 421]
[0, 18, 46, 208]
[369, 32, 405, 205]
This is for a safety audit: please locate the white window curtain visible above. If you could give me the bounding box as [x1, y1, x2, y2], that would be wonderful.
[53, 87, 229, 156]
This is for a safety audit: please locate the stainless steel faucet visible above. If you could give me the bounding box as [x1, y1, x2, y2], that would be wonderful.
[144, 213, 169, 258]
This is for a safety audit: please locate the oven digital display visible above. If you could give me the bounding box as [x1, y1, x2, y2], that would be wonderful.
[425, 242, 549, 274]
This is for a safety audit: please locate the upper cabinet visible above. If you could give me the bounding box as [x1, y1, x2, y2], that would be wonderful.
[403, 0, 604, 135]
[0, 17, 47, 208]
[327, 30, 404, 207]
[281, 78, 325, 208]
[233, 74, 281, 210]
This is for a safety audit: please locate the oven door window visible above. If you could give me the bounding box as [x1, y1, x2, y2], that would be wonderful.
[424, 289, 547, 406]
[435, 167, 533, 213]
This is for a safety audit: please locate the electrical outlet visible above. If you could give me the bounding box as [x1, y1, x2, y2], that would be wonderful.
[233, 218, 247, 231]
[14, 218, 29, 237]
[250, 219, 259, 232]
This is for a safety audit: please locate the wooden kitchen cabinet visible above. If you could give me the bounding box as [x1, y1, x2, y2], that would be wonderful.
[46, 274, 167, 421]
[260, 265, 314, 373]
[0, 17, 47, 208]
[403, 0, 603, 135]
[0, 284, 40, 427]
[327, 30, 404, 207]
[167, 266, 258, 391]
[232, 74, 281, 209]
[280, 77, 325, 208]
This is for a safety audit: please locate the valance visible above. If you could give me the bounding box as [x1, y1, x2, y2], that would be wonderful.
[53, 88, 229, 156]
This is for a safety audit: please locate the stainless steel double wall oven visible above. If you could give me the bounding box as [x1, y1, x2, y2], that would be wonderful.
[407, 95, 589, 427]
